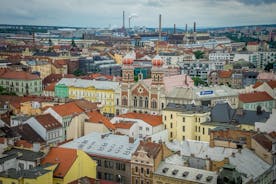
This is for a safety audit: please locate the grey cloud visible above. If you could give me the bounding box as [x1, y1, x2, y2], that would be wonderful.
[238, 0, 276, 5]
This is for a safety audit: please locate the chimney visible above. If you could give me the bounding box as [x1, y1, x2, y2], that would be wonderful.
[236, 108, 243, 115]
[174, 24, 176, 34]
[123, 11, 125, 30]
[129, 137, 134, 143]
[193, 22, 196, 33]
[185, 24, 188, 33]
[231, 152, 235, 157]
[159, 14, 162, 42]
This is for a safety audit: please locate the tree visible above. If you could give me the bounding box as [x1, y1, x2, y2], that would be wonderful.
[192, 77, 207, 86]
[71, 39, 77, 48]
[193, 50, 205, 59]
[264, 62, 276, 71]
[73, 69, 85, 76]
[0, 86, 16, 96]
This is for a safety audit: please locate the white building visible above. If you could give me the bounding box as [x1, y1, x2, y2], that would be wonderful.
[111, 112, 164, 140]
[23, 114, 63, 145]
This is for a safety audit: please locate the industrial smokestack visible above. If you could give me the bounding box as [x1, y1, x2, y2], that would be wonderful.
[185, 24, 188, 33]
[174, 24, 176, 34]
[193, 21, 197, 43]
[123, 11, 125, 29]
[159, 14, 162, 42]
[194, 21, 196, 33]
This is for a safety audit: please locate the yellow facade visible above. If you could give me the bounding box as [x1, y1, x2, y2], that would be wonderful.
[238, 124, 255, 131]
[20, 101, 42, 115]
[68, 86, 115, 115]
[114, 53, 123, 64]
[30, 62, 52, 79]
[163, 110, 214, 142]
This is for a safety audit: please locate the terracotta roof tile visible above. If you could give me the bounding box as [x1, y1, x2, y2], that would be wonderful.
[51, 102, 84, 117]
[267, 80, 276, 89]
[219, 70, 232, 78]
[239, 91, 273, 103]
[44, 82, 56, 91]
[12, 124, 45, 143]
[253, 81, 263, 88]
[86, 111, 115, 130]
[35, 114, 62, 130]
[247, 42, 259, 46]
[118, 113, 162, 127]
[252, 133, 272, 151]
[14, 140, 33, 149]
[114, 122, 134, 129]
[0, 71, 39, 80]
[134, 141, 161, 158]
[41, 147, 77, 178]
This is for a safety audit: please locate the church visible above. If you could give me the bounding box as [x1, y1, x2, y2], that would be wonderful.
[117, 52, 194, 115]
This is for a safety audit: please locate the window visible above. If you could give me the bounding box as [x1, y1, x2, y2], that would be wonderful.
[203, 128, 205, 135]
[135, 166, 138, 172]
[183, 117, 185, 122]
[146, 127, 149, 131]
[141, 167, 144, 173]
[170, 132, 173, 138]
[170, 123, 173, 128]
[139, 97, 143, 107]
[134, 97, 137, 107]
[146, 168, 150, 175]
[139, 127, 143, 130]
[182, 136, 185, 141]
[198, 126, 200, 133]
[164, 116, 166, 121]
[145, 97, 148, 108]
[195, 136, 197, 140]
[182, 126, 185, 132]
[151, 99, 157, 109]
[171, 114, 173, 119]
[122, 96, 127, 106]
[195, 126, 197, 132]
[116, 98, 119, 105]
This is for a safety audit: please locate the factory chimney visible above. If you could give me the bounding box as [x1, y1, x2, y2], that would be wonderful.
[159, 14, 162, 42]
[193, 21, 197, 43]
[185, 24, 188, 33]
[174, 24, 176, 34]
[123, 11, 125, 30]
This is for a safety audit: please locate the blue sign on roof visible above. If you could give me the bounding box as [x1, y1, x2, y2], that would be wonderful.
[200, 90, 214, 95]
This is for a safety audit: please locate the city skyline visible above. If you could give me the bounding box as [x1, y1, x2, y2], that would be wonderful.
[0, 0, 276, 28]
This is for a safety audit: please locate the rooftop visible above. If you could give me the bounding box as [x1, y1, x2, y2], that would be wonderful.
[118, 112, 162, 127]
[4, 148, 45, 162]
[86, 111, 115, 130]
[0, 70, 40, 80]
[60, 132, 140, 160]
[41, 147, 77, 178]
[166, 140, 271, 181]
[239, 91, 273, 103]
[50, 102, 84, 117]
[155, 161, 217, 184]
[56, 78, 119, 90]
[35, 113, 62, 130]
[0, 167, 51, 179]
[164, 103, 211, 114]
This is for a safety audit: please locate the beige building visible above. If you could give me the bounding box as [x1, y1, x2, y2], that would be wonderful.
[163, 103, 212, 142]
[21, 60, 52, 79]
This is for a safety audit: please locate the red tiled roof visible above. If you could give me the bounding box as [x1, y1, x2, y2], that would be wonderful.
[86, 111, 115, 130]
[134, 141, 161, 158]
[252, 133, 272, 151]
[114, 122, 134, 129]
[51, 102, 84, 117]
[0, 71, 39, 80]
[219, 70, 232, 78]
[253, 81, 263, 88]
[44, 82, 56, 91]
[35, 114, 62, 130]
[0, 137, 6, 144]
[247, 42, 259, 46]
[239, 91, 273, 103]
[267, 80, 276, 89]
[118, 113, 162, 127]
[68, 177, 119, 184]
[41, 147, 77, 178]
[14, 140, 33, 149]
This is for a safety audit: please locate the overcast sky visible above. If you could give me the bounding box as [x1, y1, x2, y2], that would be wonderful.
[0, 0, 275, 28]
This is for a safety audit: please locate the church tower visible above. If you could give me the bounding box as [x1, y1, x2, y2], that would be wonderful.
[122, 53, 134, 83]
[151, 55, 164, 85]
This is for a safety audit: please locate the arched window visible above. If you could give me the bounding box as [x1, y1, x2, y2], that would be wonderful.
[134, 96, 137, 107]
[122, 96, 128, 106]
[151, 99, 157, 109]
[139, 97, 143, 107]
[145, 97, 148, 108]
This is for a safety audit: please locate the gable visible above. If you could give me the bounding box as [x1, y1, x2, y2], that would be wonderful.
[131, 83, 149, 96]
